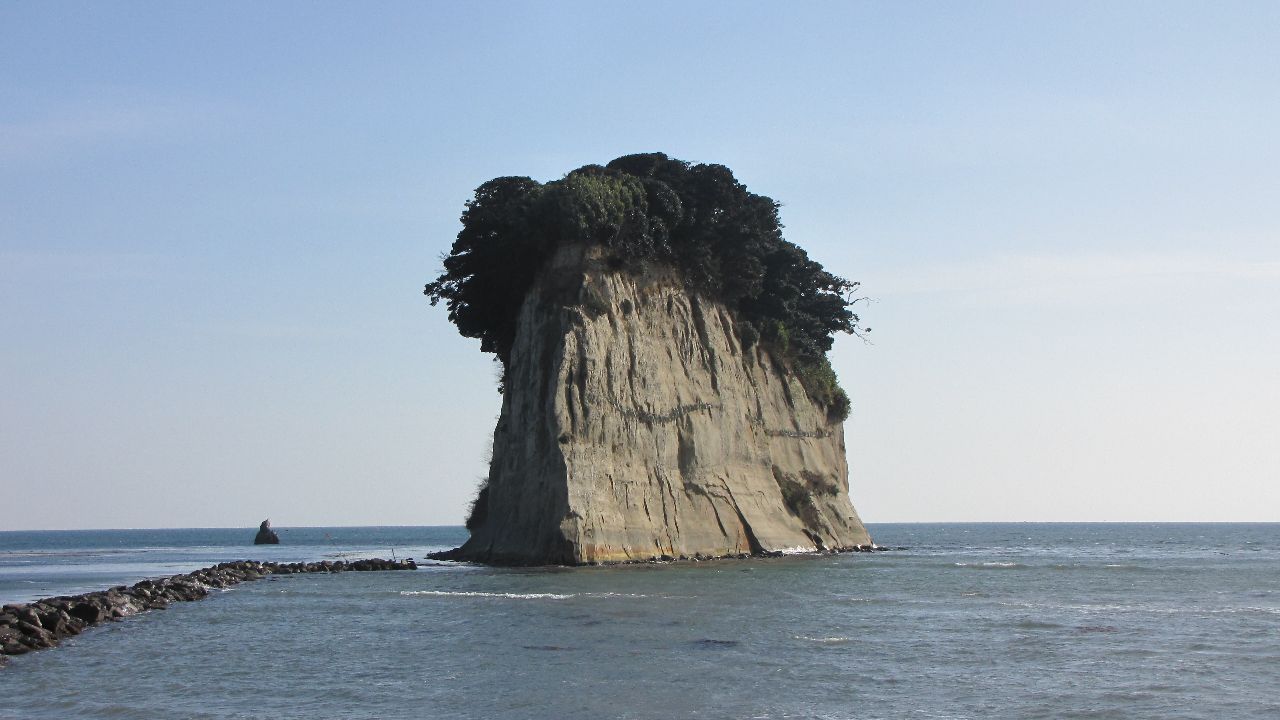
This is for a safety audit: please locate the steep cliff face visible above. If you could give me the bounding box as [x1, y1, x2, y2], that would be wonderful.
[451, 245, 872, 565]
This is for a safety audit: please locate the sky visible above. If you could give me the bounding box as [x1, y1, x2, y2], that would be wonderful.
[2, 1, 1277, 529]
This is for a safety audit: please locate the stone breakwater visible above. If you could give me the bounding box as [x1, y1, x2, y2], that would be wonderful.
[0, 558, 416, 664]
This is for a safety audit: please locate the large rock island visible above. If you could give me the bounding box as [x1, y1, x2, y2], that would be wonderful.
[426, 153, 873, 565]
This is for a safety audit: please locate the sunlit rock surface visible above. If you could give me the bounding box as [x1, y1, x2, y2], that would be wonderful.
[448, 246, 871, 565]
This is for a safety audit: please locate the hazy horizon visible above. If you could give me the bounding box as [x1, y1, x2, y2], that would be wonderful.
[3, 2, 1277, 530]
[6, 520, 1280, 534]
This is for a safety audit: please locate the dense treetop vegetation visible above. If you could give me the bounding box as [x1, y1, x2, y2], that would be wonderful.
[425, 153, 866, 419]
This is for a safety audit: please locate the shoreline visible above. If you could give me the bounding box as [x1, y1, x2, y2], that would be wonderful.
[0, 557, 416, 665]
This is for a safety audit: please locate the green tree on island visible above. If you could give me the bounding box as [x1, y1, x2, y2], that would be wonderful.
[425, 152, 867, 420]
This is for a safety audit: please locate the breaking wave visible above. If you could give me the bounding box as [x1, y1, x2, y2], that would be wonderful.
[399, 590, 653, 600]
[795, 635, 853, 644]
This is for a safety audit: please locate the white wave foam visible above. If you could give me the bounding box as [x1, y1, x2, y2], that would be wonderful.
[401, 590, 575, 600]
[399, 590, 655, 600]
[795, 635, 852, 644]
[996, 599, 1280, 616]
[1223, 606, 1280, 615]
[777, 546, 820, 555]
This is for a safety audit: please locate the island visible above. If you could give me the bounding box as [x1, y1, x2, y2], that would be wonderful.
[426, 153, 874, 565]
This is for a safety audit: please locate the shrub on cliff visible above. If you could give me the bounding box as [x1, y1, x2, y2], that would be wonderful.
[425, 153, 866, 418]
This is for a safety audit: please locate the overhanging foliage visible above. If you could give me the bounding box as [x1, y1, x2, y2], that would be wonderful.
[425, 153, 866, 418]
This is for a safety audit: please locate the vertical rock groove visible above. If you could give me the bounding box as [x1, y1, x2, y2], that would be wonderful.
[441, 245, 872, 565]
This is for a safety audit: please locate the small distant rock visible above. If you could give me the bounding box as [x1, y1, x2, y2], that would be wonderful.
[253, 519, 280, 545]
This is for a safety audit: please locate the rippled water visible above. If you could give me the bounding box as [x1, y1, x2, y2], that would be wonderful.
[2, 523, 1277, 719]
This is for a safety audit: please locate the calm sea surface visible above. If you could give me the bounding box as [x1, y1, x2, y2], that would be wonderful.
[1, 523, 1276, 719]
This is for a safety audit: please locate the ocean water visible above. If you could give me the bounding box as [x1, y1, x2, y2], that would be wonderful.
[1, 523, 1277, 719]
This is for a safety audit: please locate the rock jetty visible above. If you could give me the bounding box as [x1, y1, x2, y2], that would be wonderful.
[0, 557, 415, 664]
[253, 519, 280, 544]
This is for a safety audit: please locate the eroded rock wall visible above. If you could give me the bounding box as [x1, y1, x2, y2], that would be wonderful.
[453, 245, 871, 565]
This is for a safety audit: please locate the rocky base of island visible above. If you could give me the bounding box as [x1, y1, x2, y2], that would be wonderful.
[0, 558, 416, 664]
[427, 544, 892, 566]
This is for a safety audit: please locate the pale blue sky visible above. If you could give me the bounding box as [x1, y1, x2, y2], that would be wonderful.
[2, 2, 1277, 529]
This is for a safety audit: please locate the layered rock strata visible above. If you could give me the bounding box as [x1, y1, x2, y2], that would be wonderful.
[438, 246, 872, 565]
[0, 558, 416, 664]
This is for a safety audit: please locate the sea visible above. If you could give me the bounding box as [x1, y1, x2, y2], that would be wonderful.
[0, 523, 1276, 719]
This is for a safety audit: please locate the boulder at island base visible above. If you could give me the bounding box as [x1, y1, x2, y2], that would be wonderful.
[445, 245, 872, 566]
